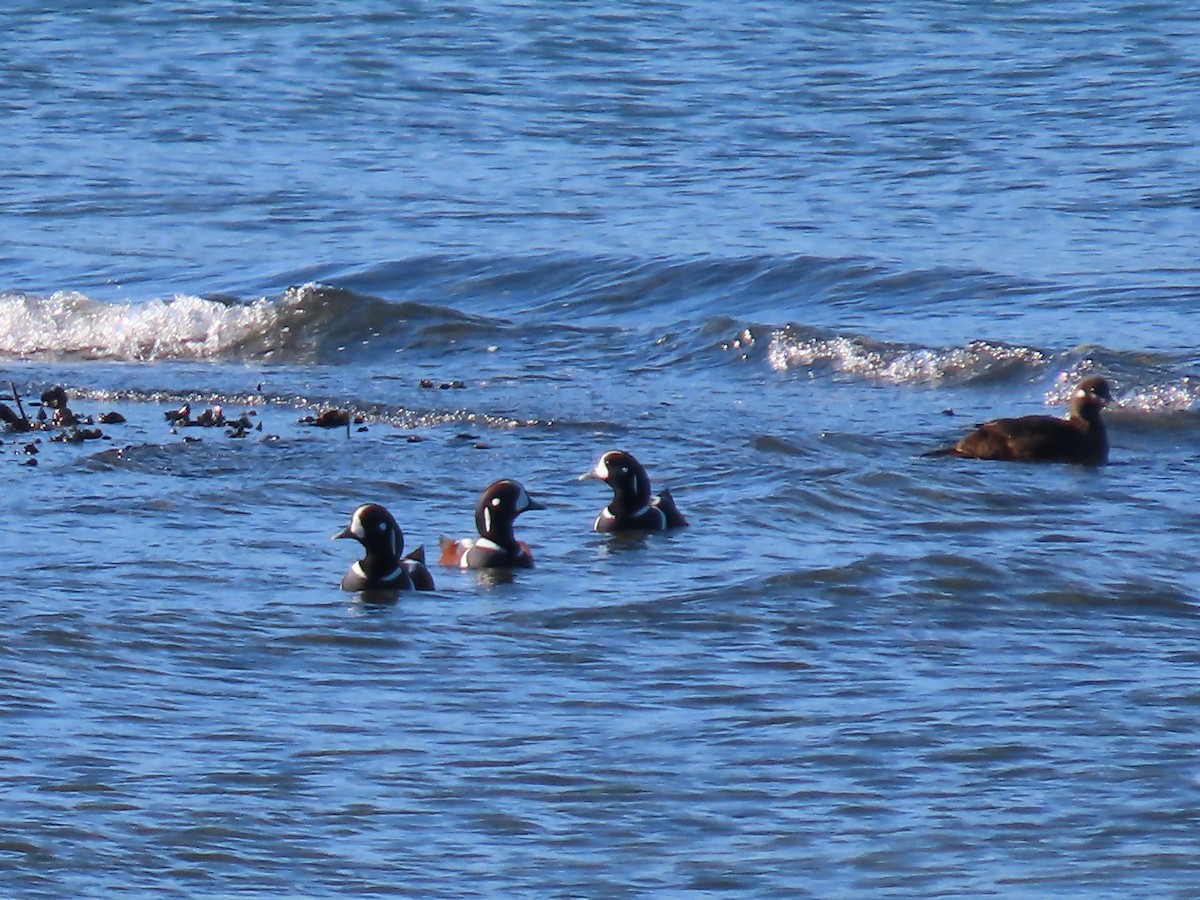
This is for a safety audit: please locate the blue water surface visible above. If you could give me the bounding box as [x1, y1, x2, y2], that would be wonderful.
[3, 2, 1200, 897]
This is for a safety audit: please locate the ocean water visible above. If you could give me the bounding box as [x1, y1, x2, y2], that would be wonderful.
[4, 2, 1200, 896]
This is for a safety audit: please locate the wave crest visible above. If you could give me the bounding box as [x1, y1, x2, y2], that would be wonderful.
[0, 283, 519, 362]
[0, 290, 282, 361]
[766, 326, 1047, 385]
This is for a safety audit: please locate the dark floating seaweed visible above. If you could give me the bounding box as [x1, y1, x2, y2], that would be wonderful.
[2, 382, 128, 462]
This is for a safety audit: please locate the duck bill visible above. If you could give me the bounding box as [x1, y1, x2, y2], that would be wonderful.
[578, 461, 609, 482]
[333, 527, 355, 541]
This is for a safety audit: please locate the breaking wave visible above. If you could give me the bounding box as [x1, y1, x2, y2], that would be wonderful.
[0, 284, 501, 362]
[761, 325, 1200, 413]
[0, 290, 283, 361]
[765, 325, 1048, 385]
[5, 256, 1200, 418]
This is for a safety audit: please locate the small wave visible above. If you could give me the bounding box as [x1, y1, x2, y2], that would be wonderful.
[764, 331, 1200, 413]
[765, 326, 1047, 385]
[269, 283, 506, 359]
[0, 284, 507, 363]
[1118, 379, 1200, 412]
[0, 290, 281, 361]
[1050, 358, 1200, 413]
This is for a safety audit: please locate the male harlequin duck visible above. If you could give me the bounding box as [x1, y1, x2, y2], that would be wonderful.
[585, 449, 688, 532]
[334, 503, 435, 592]
[439, 479, 544, 569]
[925, 375, 1113, 465]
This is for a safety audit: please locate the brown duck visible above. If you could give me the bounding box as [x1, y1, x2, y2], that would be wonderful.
[926, 376, 1113, 465]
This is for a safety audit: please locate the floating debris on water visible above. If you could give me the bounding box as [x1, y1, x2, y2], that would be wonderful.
[2, 382, 124, 458]
[300, 408, 364, 429]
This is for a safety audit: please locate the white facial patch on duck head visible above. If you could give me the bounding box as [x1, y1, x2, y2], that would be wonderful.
[483, 496, 501, 535]
[1074, 385, 1110, 410]
[593, 455, 612, 480]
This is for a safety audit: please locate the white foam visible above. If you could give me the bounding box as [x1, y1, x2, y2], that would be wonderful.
[766, 331, 1046, 385]
[1123, 381, 1200, 412]
[1045, 367, 1200, 412]
[0, 290, 282, 360]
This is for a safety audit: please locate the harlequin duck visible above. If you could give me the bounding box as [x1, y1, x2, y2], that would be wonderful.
[925, 375, 1113, 465]
[585, 449, 688, 532]
[439, 479, 544, 569]
[334, 503, 435, 592]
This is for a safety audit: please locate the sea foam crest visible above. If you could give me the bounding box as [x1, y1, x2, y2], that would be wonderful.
[0, 291, 281, 360]
[766, 329, 1046, 384]
[1050, 367, 1200, 412]
[1121, 380, 1200, 411]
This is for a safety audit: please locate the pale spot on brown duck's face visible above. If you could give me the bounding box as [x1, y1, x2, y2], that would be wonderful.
[1062, 377, 1114, 426]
